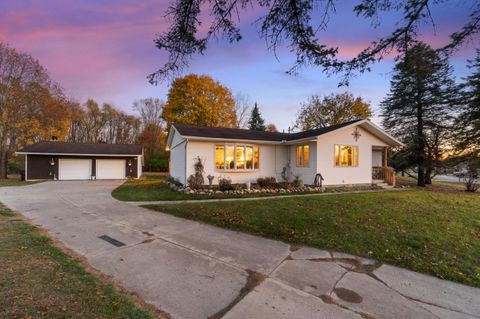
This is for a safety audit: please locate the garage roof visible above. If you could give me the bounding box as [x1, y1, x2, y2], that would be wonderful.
[17, 142, 142, 156]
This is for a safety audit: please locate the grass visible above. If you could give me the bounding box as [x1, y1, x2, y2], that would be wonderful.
[144, 189, 480, 287]
[0, 204, 163, 319]
[112, 174, 379, 202]
[0, 174, 43, 187]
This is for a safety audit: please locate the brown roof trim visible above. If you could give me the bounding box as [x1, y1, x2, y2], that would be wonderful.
[17, 142, 143, 155]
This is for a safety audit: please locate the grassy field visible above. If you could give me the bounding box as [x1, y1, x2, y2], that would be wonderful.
[145, 189, 480, 287]
[0, 204, 163, 319]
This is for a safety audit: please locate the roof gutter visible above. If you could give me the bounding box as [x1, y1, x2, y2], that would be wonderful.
[15, 152, 142, 157]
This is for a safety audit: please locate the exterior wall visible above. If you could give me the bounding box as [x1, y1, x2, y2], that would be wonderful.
[185, 141, 288, 184]
[316, 125, 388, 186]
[26, 155, 139, 180]
[289, 141, 318, 185]
[169, 131, 187, 184]
[372, 150, 383, 167]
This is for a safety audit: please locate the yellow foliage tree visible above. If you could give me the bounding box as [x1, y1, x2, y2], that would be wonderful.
[162, 74, 237, 128]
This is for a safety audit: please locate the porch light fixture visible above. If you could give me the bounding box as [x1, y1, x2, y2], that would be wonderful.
[49, 158, 55, 166]
[127, 160, 132, 167]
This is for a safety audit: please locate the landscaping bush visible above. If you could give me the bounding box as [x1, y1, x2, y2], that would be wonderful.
[232, 183, 247, 191]
[218, 176, 233, 191]
[257, 176, 277, 188]
[277, 181, 293, 189]
[187, 157, 205, 189]
[166, 176, 182, 186]
[143, 153, 169, 172]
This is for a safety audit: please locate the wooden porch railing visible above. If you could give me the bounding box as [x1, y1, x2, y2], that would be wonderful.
[372, 166, 396, 187]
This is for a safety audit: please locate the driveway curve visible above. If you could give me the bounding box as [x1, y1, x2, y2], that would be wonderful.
[0, 181, 478, 319]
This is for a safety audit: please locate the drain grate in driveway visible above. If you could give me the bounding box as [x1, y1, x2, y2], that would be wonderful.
[99, 235, 126, 247]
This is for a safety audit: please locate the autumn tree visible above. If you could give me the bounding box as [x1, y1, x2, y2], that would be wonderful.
[150, 0, 479, 84]
[248, 103, 266, 131]
[381, 43, 457, 186]
[162, 74, 237, 128]
[134, 98, 167, 169]
[294, 92, 372, 130]
[266, 123, 278, 132]
[0, 43, 69, 178]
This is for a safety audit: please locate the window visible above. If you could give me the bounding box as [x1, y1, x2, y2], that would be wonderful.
[215, 144, 259, 170]
[296, 145, 310, 167]
[335, 145, 359, 167]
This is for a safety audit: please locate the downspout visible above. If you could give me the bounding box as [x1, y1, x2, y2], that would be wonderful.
[24, 154, 28, 181]
[184, 139, 188, 185]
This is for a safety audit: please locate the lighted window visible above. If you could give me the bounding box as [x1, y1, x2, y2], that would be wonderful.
[215, 145, 225, 169]
[296, 145, 310, 167]
[236, 145, 245, 169]
[335, 145, 359, 167]
[215, 144, 259, 171]
[226, 145, 235, 169]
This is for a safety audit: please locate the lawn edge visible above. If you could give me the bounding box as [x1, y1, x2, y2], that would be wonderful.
[1, 203, 170, 319]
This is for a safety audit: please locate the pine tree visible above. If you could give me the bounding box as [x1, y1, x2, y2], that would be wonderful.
[457, 49, 480, 157]
[248, 103, 266, 131]
[381, 43, 457, 186]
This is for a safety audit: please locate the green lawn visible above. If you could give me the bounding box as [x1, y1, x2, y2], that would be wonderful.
[112, 176, 379, 201]
[144, 190, 480, 287]
[0, 175, 43, 187]
[0, 204, 163, 319]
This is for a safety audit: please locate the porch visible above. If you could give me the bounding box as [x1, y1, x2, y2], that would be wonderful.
[372, 146, 396, 187]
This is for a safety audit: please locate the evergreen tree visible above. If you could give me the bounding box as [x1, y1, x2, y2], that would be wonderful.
[457, 49, 480, 157]
[248, 103, 266, 131]
[381, 43, 457, 186]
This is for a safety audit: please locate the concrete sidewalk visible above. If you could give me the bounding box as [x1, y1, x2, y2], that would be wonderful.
[0, 180, 478, 319]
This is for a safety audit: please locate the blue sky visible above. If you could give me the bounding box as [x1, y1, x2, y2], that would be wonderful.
[0, 0, 477, 130]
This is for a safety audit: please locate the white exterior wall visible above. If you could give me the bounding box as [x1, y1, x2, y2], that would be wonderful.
[186, 141, 288, 184]
[316, 126, 388, 186]
[289, 142, 318, 185]
[169, 131, 187, 184]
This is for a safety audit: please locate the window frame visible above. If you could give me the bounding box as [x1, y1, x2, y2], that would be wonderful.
[296, 144, 310, 167]
[334, 144, 359, 167]
[215, 143, 260, 171]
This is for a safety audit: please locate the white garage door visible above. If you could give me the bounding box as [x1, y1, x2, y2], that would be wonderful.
[59, 159, 92, 180]
[96, 159, 126, 179]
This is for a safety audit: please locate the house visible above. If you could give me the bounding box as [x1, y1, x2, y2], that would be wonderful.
[16, 142, 143, 181]
[166, 119, 403, 186]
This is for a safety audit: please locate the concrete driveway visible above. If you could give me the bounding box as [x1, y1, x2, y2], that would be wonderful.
[0, 181, 479, 319]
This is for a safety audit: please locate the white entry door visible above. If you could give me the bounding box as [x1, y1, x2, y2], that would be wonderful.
[96, 159, 126, 179]
[59, 159, 92, 180]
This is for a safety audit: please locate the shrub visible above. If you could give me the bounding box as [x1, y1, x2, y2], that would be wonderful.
[166, 176, 182, 186]
[218, 176, 233, 191]
[143, 153, 169, 172]
[232, 183, 247, 191]
[277, 181, 293, 189]
[257, 176, 277, 188]
[293, 174, 303, 188]
[188, 156, 205, 189]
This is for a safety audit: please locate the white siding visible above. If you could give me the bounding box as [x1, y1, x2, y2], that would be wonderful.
[316, 126, 388, 185]
[169, 130, 187, 184]
[289, 142, 318, 185]
[186, 141, 288, 185]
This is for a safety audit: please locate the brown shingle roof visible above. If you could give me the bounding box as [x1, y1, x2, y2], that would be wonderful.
[17, 142, 142, 155]
[173, 119, 363, 142]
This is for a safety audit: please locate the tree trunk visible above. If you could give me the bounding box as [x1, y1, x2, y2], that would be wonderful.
[0, 149, 8, 179]
[424, 167, 432, 185]
[416, 101, 426, 186]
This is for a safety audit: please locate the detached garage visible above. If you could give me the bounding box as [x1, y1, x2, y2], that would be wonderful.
[16, 142, 143, 181]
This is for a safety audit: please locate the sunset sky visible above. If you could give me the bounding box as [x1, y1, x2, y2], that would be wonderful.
[1, 0, 477, 130]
